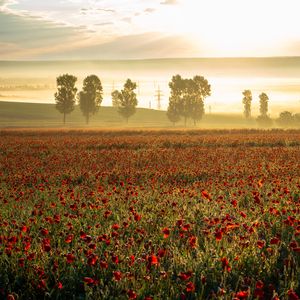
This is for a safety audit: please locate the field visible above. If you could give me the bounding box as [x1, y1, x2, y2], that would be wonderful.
[0, 129, 299, 299]
[0, 101, 267, 129]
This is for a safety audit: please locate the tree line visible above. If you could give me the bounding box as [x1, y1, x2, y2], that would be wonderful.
[55, 74, 138, 124]
[242, 89, 300, 127]
[55, 73, 299, 127]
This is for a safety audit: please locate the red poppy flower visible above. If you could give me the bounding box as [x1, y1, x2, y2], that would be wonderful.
[235, 290, 249, 299]
[127, 289, 137, 299]
[113, 271, 122, 281]
[288, 290, 299, 300]
[148, 255, 158, 265]
[65, 234, 73, 244]
[215, 231, 222, 242]
[186, 282, 195, 292]
[66, 253, 75, 264]
[162, 227, 170, 238]
[178, 271, 193, 281]
[83, 277, 94, 285]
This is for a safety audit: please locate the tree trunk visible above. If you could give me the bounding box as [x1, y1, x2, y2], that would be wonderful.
[63, 112, 66, 125]
[184, 117, 187, 127]
[126, 117, 128, 124]
[86, 114, 89, 125]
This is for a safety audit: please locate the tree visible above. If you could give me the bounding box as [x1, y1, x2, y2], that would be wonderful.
[167, 99, 181, 126]
[111, 90, 120, 108]
[277, 111, 294, 127]
[168, 75, 211, 126]
[259, 92, 269, 117]
[257, 92, 272, 127]
[242, 90, 252, 119]
[54, 74, 77, 124]
[191, 76, 210, 125]
[78, 75, 103, 124]
[111, 79, 138, 123]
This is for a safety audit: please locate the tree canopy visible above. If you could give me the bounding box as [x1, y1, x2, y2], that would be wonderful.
[167, 75, 211, 126]
[54, 74, 77, 124]
[78, 75, 103, 124]
[111, 79, 138, 123]
[242, 89, 252, 119]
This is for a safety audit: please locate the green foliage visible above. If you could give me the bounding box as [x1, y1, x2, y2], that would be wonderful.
[242, 90, 252, 119]
[54, 74, 77, 124]
[259, 92, 269, 117]
[167, 100, 181, 125]
[111, 79, 138, 123]
[167, 74, 211, 126]
[78, 75, 103, 124]
[277, 111, 300, 128]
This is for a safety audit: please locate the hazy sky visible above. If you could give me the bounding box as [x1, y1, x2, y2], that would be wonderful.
[1, 0, 300, 59]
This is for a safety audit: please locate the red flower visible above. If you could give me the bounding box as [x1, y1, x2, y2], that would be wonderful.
[40, 228, 49, 236]
[18, 258, 25, 267]
[288, 290, 300, 300]
[162, 227, 170, 238]
[113, 271, 122, 281]
[65, 234, 73, 244]
[189, 236, 197, 248]
[127, 289, 137, 299]
[235, 290, 249, 299]
[21, 225, 28, 233]
[112, 223, 120, 230]
[100, 260, 108, 269]
[66, 253, 75, 264]
[240, 211, 247, 218]
[87, 254, 98, 266]
[186, 282, 195, 292]
[178, 271, 193, 281]
[215, 230, 222, 242]
[221, 257, 231, 272]
[83, 277, 94, 285]
[201, 190, 211, 200]
[57, 282, 63, 289]
[148, 255, 158, 265]
[270, 237, 280, 245]
[112, 255, 119, 264]
[130, 255, 135, 265]
[256, 280, 264, 289]
[257, 240, 265, 249]
[42, 238, 51, 252]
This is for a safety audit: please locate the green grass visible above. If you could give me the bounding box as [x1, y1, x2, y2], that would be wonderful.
[0, 101, 262, 128]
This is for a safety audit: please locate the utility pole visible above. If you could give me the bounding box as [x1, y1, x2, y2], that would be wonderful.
[155, 86, 163, 110]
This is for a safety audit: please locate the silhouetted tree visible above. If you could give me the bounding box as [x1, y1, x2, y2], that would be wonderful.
[168, 74, 211, 126]
[111, 90, 120, 108]
[294, 113, 300, 125]
[259, 92, 269, 117]
[78, 75, 103, 124]
[242, 89, 252, 119]
[54, 74, 77, 124]
[277, 111, 298, 127]
[111, 79, 138, 123]
[167, 99, 181, 125]
[257, 92, 272, 127]
[191, 76, 210, 125]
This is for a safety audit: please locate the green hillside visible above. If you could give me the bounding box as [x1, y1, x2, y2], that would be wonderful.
[0, 101, 259, 128]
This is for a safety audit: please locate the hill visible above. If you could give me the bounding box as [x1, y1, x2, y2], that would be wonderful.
[0, 101, 260, 128]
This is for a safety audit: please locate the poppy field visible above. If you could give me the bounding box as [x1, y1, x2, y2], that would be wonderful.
[0, 129, 299, 300]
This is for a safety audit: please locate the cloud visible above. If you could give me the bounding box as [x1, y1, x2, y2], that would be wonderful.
[32, 32, 202, 60]
[0, 11, 86, 59]
[144, 8, 156, 13]
[160, 0, 178, 5]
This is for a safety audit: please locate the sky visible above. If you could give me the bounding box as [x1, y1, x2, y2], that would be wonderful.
[1, 0, 300, 59]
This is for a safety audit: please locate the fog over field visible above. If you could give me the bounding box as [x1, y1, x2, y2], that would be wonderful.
[1, 57, 300, 116]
